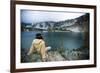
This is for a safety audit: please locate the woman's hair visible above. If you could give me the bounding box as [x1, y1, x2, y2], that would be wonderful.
[35, 33, 43, 39]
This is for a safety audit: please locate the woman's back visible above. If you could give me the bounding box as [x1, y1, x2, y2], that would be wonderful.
[32, 39, 45, 51]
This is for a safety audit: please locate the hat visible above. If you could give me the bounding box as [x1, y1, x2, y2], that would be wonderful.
[35, 33, 43, 39]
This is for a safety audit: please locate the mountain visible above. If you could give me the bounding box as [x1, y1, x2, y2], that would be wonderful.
[66, 13, 89, 32]
[22, 13, 89, 32]
[32, 21, 55, 30]
[32, 19, 77, 29]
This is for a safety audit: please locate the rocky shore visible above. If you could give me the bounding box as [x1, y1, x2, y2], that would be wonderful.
[21, 47, 89, 63]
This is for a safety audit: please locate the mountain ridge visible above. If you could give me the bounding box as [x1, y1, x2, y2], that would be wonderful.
[21, 13, 89, 32]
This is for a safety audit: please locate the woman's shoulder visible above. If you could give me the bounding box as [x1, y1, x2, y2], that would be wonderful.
[33, 39, 45, 44]
[32, 39, 40, 43]
[33, 39, 37, 42]
[39, 39, 45, 43]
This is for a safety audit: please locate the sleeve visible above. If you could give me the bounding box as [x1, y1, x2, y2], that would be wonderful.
[27, 41, 35, 55]
[40, 41, 46, 59]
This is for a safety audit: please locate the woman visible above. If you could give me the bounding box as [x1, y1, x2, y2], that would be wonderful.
[27, 33, 46, 61]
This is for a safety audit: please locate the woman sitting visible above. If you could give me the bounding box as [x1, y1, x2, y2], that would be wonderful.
[27, 33, 46, 62]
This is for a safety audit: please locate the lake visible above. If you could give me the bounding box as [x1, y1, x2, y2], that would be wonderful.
[21, 32, 83, 51]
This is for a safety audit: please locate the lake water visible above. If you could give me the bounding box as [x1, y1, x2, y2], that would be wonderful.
[21, 32, 83, 50]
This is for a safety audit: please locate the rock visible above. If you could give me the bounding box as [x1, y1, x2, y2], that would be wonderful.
[21, 48, 68, 63]
[64, 49, 89, 60]
[46, 51, 65, 61]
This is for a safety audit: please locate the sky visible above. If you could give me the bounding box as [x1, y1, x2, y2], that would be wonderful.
[21, 10, 86, 24]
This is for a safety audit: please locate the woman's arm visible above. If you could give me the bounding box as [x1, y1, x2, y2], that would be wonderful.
[27, 43, 35, 56]
[40, 41, 46, 59]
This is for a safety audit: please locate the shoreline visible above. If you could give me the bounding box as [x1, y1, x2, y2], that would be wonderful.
[22, 30, 72, 32]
